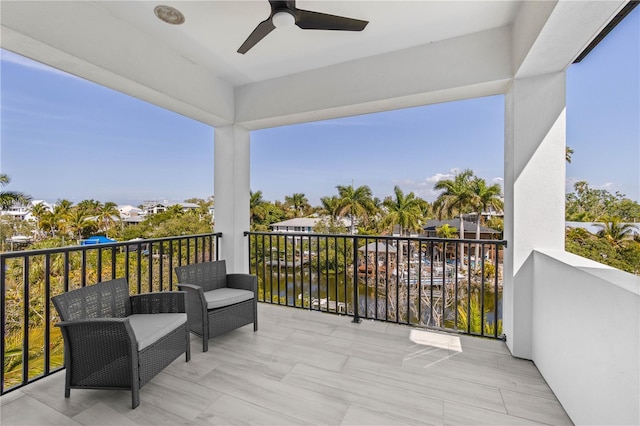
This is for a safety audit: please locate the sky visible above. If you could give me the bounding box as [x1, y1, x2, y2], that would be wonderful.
[1, 6, 638, 208]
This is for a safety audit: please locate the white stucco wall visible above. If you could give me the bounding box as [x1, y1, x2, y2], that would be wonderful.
[531, 249, 640, 426]
[214, 125, 250, 273]
[503, 72, 567, 359]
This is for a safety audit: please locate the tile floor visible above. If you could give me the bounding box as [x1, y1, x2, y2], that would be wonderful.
[0, 303, 572, 425]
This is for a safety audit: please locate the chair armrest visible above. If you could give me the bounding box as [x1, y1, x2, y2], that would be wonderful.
[227, 274, 257, 294]
[56, 318, 136, 351]
[177, 283, 207, 328]
[176, 283, 203, 293]
[130, 292, 186, 314]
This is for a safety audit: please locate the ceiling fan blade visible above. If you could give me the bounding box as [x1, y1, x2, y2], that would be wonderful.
[295, 9, 368, 31]
[238, 18, 276, 54]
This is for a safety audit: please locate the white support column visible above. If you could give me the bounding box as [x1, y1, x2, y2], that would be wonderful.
[214, 125, 250, 273]
[503, 71, 566, 359]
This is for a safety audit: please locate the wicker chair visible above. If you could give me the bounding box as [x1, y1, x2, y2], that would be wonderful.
[51, 278, 190, 409]
[174, 260, 258, 352]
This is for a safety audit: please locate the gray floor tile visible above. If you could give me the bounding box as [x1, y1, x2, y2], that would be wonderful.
[193, 394, 306, 425]
[1, 393, 83, 425]
[443, 400, 547, 425]
[1, 304, 571, 426]
[72, 402, 138, 426]
[501, 389, 573, 425]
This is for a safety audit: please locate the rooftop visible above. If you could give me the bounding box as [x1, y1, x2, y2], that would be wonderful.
[1, 303, 570, 425]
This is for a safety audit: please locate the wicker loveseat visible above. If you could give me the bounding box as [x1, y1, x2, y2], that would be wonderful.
[175, 260, 257, 352]
[51, 278, 190, 409]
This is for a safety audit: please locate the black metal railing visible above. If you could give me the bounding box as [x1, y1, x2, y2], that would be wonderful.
[246, 231, 506, 339]
[0, 232, 221, 394]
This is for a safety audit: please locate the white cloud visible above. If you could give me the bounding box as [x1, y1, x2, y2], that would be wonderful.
[391, 169, 467, 202]
[426, 168, 459, 183]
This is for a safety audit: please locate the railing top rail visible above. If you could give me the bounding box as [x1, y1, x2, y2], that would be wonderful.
[0, 232, 222, 259]
[244, 230, 507, 247]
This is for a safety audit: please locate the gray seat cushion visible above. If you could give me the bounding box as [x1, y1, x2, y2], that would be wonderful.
[128, 313, 187, 350]
[203, 288, 254, 310]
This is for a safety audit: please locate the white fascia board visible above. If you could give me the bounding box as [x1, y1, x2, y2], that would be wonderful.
[0, 1, 234, 126]
[235, 26, 512, 130]
[512, 0, 627, 78]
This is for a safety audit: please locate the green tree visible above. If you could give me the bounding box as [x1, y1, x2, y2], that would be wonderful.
[566, 146, 574, 163]
[284, 193, 310, 218]
[96, 201, 120, 237]
[433, 169, 474, 241]
[65, 210, 95, 241]
[0, 174, 32, 209]
[28, 202, 50, 238]
[250, 190, 267, 228]
[436, 223, 458, 238]
[416, 198, 433, 224]
[381, 186, 423, 236]
[594, 216, 636, 248]
[566, 181, 640, 222]
[319, 195, 341, 220]
[335, 184, 377, 235]
[566, 227, 640, 274]
[434, 169, 474, 268]
[469, 177, 503, 266]
[485, 216, 504, 239]
[76, 199, 100, 214]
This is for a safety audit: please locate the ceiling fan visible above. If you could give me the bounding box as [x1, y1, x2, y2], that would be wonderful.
[237, 0, 369, 54]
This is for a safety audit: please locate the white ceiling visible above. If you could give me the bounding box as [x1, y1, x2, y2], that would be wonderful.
[96, 1, 521, 86]
[0, 1, 627, 128]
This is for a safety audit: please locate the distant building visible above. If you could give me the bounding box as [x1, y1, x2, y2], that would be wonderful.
[140, 201, 202, 216]
[0, 203, 30, 220]
[0, 200, 54, 221]
[118, 205, 144, 218]
[270, 217, 350, 233]
[141, 201, 168, 215]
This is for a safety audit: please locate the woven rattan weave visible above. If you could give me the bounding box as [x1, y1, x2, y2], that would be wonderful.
[175, 261, 257, 352]
[52, 278, 190, 408]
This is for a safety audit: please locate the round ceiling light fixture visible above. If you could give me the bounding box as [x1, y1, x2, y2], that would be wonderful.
[272, 11, 295, 28]
[154, 5, 185, 25]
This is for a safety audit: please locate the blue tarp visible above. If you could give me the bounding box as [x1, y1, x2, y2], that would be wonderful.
[80, 236, 116, 245]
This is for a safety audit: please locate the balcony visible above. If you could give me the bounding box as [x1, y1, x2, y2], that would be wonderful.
[3, 232, 637, 424]
[2, 302, 571, 425]
[1, 1, 639, 424]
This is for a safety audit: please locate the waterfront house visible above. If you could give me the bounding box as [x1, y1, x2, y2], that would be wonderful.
[270, 217, 350, 233]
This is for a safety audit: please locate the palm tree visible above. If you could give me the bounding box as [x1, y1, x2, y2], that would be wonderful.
[0, 174, 32, 209]
[96, 202, 120, 237]
[433, 169, 474, 267]
[566, 146, 574, 163]
[284, 193, 309, 218]
[76, 199, 100, 215]
[436, 223, 458, 239]
[335, 184, 377, 234]
[595, 216, 636, 248]
[45, 200, 73, 238]
[469, 177, 504, 267]
[382, 186, 423, 236]
[319, 195, 341, 219]
[65, 210, 95, 241]
[249, 190, 267, 228]
[433, 169, 474, 240]
[29, 202, 49, 237]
